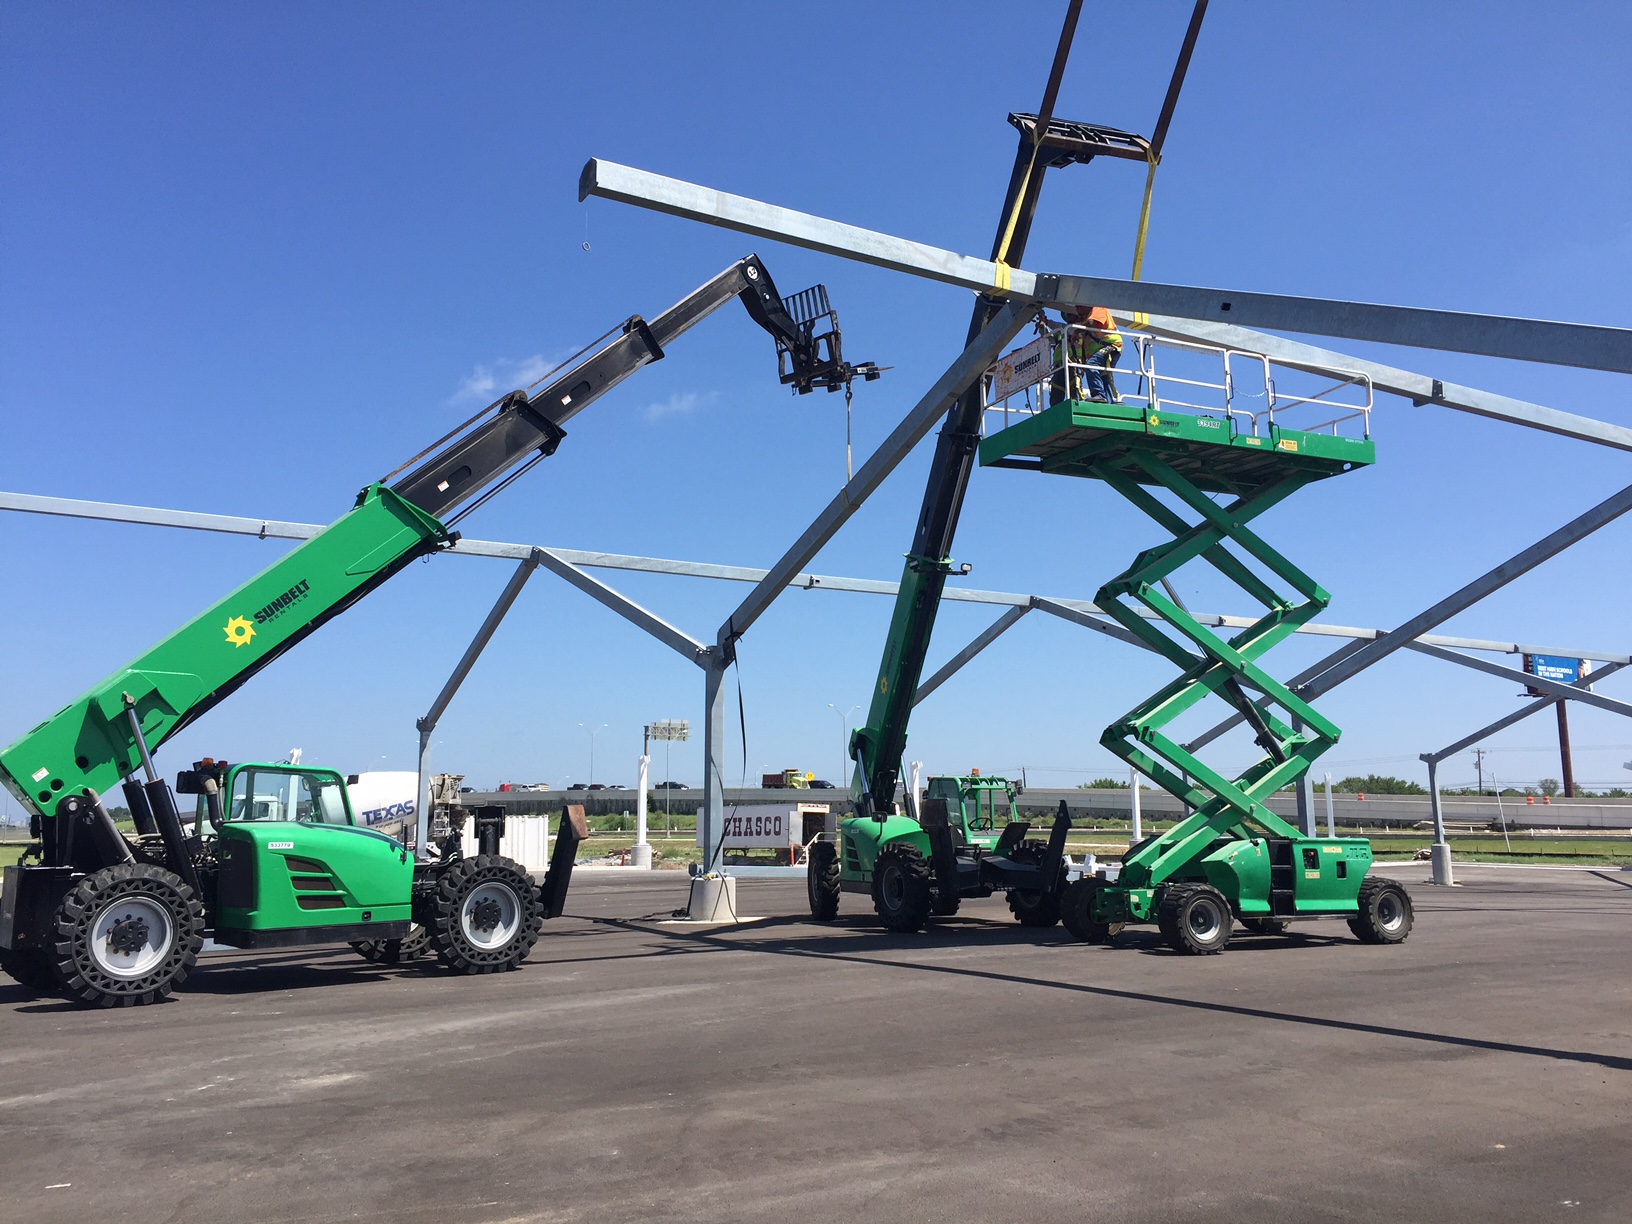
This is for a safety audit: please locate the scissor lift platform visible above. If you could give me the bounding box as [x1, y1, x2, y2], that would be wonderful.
[978, 397, 1374, 497]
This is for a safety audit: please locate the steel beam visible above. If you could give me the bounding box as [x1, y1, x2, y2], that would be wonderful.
[10, 491, 1630, 664]
[913, 605, 1031, 706]
[1423, 660, 1630, 766]
[1404, 642, 1632, 721]
[0, 490, 323, 541]
[715, 299, 1036, 652]
[1140, 314, 1632, 453]
[580, 159, 1632, 373]
[533, 548, 707, 666]
[1030, 596, 1172, 655]
[1187, 481, 1632, 751]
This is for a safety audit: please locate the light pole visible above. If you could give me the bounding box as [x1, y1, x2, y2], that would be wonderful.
[828, 703, 859, 784]
[578, 723, 607, 786]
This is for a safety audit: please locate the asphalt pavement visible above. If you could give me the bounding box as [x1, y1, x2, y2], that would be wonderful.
[1, 861, 1628, 1222]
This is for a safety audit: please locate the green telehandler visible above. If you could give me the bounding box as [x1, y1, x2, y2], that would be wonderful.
[2, 255, 877, 1006]
[808, 772, 1071, 929]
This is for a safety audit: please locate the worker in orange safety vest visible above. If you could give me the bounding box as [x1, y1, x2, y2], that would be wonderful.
[1055, 304, 1123, 403]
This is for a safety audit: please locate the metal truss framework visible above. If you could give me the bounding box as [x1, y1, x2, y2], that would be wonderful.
[9, 142, 1632, 872]
[6, 479, 1630, 872]
[577, 160, 1632, 882]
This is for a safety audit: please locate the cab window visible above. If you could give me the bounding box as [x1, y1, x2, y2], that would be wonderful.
[227, 769, 352, 826]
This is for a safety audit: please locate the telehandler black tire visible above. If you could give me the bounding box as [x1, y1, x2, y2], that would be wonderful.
[1348, 877, 1413, 945]
[1240, 916, 1292, 936]
[931, 893, 962, 917]
[807, 840, 841, 921]
[352, 922, 432, 964]
[1006, 840, 1064, 928]
[51, 863, 204, 1007]
[0, 946, 61, 993]
[430, 855, 542, 974]
[871, 844, 932, 933]
[1157, 883, 1232, 956]
[1060, 877, 1122, 944]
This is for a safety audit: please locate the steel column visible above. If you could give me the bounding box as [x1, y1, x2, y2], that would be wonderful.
[1425, 757, 1453, 886]
[700, 654, 729, 872]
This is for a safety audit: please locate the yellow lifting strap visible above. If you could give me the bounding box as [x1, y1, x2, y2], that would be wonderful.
[992, 135, 1049, 292]
[1128, 149, 1160, 327]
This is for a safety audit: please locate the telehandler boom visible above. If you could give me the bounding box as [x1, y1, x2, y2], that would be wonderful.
[1, 256, 875, 1005]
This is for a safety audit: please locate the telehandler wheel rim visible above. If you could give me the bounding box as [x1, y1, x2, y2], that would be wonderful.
[460, 882, 522, 951]
[879, 866, 906, 911]
[89, 896, 174, 980]
[1375, 890, 1407, 935]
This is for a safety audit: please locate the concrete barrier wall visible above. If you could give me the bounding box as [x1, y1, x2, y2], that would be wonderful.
[465, 788, 1632, 832]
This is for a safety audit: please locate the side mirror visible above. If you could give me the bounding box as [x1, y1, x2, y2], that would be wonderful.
[174, 769, 202, 795]
[346, 774, 360, 785]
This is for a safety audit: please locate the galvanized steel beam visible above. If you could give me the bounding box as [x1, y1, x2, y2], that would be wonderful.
[913, 605, 1031, 706]
[1403, 642, 1632, 721]
[8, 491, 1629, 664]
[580, 159, 1632, 373]
[1139, 314, 1632, 452]
[533, 548, 707, 665]
[1423, 659, 1630, 766]
[1186, 480, 1632, 752]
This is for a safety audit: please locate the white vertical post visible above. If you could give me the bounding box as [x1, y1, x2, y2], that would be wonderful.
[414, 727, 432, 859]
[1427, 756, 1454, 886]
[908, 760, 924, 816]
[1129, 765, 1143, 845]
[632, 752, 652, 869]
[1323, 771, 1335, 838]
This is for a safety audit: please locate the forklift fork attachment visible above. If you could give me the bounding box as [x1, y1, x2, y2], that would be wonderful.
[919, 799, 961, 907]
[539, 804, 588, 919]
[1042, 800, 1072, 883]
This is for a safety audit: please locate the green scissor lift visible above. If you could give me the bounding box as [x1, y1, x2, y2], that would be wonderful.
[978, 377, 1414, 954]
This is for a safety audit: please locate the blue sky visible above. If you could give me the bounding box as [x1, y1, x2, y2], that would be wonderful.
[3, 2, 1631, 812]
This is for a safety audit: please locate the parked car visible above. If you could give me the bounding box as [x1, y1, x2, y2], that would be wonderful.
[655, 781, 689, 789]
[567, 783, 587, 791]
[808, 779, 837, 789]
[586, 784, 607, 791]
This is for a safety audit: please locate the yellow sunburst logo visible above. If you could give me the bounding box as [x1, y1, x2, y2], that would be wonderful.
[224, 616, 256, 648]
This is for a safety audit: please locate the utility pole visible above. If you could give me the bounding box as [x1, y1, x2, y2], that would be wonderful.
[1472, 747, 1487, 795]
[1556, 701, 1577, 797]
[578, 722, 607, 786]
